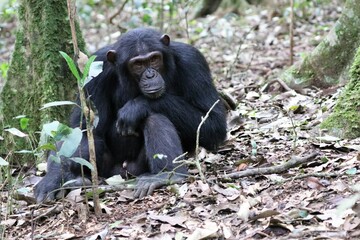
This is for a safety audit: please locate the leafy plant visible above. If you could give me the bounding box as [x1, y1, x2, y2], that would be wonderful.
[39, 121, 93, 171]
[38, 51, 102, 169]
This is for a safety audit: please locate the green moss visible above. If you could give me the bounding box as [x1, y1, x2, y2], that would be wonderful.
[281, 57, 316, 89]
[320, 45, 360, 139]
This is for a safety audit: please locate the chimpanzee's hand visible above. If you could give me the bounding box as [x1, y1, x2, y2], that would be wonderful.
[134, 172, 185, 198]
[117, 96, 150, 136]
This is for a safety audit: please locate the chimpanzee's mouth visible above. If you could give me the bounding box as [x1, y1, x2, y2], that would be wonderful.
[143, 87, 165, 99]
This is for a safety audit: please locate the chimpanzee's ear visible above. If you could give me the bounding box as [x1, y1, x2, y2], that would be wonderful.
[106, 50, 117, 64]
[160, 34, 170, 46]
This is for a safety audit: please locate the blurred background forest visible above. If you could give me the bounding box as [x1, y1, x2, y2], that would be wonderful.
[0, 0, 342, 90]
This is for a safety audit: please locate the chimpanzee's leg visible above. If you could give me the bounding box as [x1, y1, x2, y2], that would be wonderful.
[34, 135, 106, 203]
[134, 113, 188, 198]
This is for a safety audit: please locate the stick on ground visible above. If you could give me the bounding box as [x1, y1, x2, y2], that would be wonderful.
[223, 152, 319, 180]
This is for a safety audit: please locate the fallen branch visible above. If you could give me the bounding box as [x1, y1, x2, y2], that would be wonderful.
[223, 152, 319, 180]
[11, 205, 64, 220]
[282, 172, 344, 182]
[262, 78, 293, 92]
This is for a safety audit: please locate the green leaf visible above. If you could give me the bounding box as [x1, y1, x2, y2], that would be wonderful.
[42, 121, 60, 137]
[38, 143, 57, 152]
[13, 115, 27, 119]
[17, 187, 30, 194]
[105, 175, 125, 185]
[40, 101, 77, 110]
[59, 51, 81, 82]
[15, 150, 34, 154]
[80, 55, 97, 86]
[289, 105, 299, 111]
[70, 157, 94, 171]
[85, 188, 105, 199]
[20, 117, 29, 130]
[58, 127, 82, 157]
[54, 123, 73, 141]
[298, 210, 308, 218]
[4, 128, 27, 138]
[83, 61, 103, 86]
[346, 168, 357, 175]
[0, 157, 9, 166]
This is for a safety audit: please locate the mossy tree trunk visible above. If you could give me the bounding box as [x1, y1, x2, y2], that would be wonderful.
[0, 0, 85, 157]
[320, 45, 360, 139]
[281, 0, 360, 89]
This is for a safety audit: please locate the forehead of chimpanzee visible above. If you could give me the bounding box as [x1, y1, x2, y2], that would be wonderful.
[114, 28, 169, 64]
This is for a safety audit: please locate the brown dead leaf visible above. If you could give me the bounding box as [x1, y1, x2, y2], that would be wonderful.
[187, 221, 219, 240]
[1, 218, 17, 226]
[66, 188, 83, 202]
[236, 163, 248, 171]
[77, 51, 88, 73]
[87, 227, 108, 240]
[57, 233, 76, 239]
[343, 215, 360, 231]
[148, 214, 187, 226]
[250, 209, 280, 221]
[160, 223, 173, 233]
[213, 184, 240, 198]
[306, 177, 325, 190]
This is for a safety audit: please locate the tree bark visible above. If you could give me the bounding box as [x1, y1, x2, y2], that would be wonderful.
[320, 44, 360, 139]
[281, 0, 360, 89]
[0, 0, 85, 156]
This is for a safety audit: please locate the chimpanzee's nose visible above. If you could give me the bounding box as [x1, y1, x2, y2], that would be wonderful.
[145, 69, 155, 79]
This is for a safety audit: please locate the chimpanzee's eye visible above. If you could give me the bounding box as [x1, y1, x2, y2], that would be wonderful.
[133, 61, 143, 72]
[150, 56, 159, 65]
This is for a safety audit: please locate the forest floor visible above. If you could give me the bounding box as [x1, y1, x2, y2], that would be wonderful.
[2, 2, 360, 240]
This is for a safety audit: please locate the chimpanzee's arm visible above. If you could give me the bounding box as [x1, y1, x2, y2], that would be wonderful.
[148, 93, 226, 151]
[116, 96, 151, 136]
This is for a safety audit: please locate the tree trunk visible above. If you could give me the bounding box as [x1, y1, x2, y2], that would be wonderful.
[194, 0, 261, 18]
[0, 0, 85, 157]
[194, 0, 223, 18]
[320, 45, 360, 139]
[281, 0, 360, 89]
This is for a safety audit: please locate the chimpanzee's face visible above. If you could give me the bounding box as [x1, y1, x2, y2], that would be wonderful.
[106, 34, 171, 99]
[127, 51, 165, 99]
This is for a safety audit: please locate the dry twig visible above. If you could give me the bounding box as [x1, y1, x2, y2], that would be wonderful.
[223, 152, 319, 180]
[194, 100, 220, 182]
[262, 78, 293, 92]
[290, 0, 295, 65]
[283, 172, 344, 182]
[109, 0, 129, 24]
[66, 0, 101, 216]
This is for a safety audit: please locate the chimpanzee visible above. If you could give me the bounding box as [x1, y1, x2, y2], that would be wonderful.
[34, 27, 227, 202]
